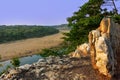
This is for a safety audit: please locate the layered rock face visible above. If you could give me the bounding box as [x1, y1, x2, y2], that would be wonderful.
[89, 17, 120, 79]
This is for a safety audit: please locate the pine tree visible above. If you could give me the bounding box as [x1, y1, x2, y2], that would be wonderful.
[63, 0, 104, 46]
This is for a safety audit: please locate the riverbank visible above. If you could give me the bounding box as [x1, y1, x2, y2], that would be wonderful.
[0, 31, 67, 61]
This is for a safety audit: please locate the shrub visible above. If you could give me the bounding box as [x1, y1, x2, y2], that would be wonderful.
[11, 57, 20, 67]
[40, 49, 63, 57]
[39, 42, 76, 57]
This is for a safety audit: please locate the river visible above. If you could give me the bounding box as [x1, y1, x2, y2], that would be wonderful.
[0, 55, 42, 73]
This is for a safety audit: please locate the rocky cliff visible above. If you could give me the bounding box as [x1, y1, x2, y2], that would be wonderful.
[89, 17, 120, 80]
[88, 18, 115, 79]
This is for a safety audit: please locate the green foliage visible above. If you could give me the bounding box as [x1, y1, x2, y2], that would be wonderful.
[39, 42, 76, 57]
[11, 57, 20, 67]
[40, 49, 64, 57]
[0, 25, 59, 43]
[64, 0, 120, 47]
[64, 0, 105, 46]
[113, 14, 120, 24]
[63, 0, 120, 53]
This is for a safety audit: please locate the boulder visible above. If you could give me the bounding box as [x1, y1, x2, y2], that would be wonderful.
[69, 43, 90, 58]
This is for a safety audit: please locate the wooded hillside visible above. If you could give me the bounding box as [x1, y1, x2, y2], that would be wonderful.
[0, 25, 59, 43]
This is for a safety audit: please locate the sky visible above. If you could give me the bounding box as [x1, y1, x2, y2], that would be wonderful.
[0, 0, 88, 25]
[0, 0, 119, 25]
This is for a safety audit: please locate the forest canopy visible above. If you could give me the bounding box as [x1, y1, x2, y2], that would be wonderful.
[0, 25, 59, 43]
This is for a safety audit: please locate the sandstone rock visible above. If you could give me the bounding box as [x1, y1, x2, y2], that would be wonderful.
[45, 71, 58, 80]
[99, 17, 109, 33]
[38, 58, 45, 62]
[88, 17, 120, 79]
[73, 74, 86, 80]
[0, 73, 5, 79]
[58, 60, 63, 64]
[9, 69, 18, 75]
[39, 67, 45, 72]
[55, 64, 63, 70]
[95, 37, 109, 75]
[35, 68, 45, 77]
[18, 64, 31, 70]
[69, 52, 81, 58]
[1, 69, 18, 79]
[52, 64, 58, 69]
[79, 74, 86, 80]
[38, 62, 47, 67]
[62, 65, 69, 69]
[69, 43, 90, 58]
[46, 56, 55, 64]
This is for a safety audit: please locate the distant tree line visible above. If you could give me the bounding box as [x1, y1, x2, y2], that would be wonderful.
[51, 24, 71, 30]
[0, 25, 59, 43]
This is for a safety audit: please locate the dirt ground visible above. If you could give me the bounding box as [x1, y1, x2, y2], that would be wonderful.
[0, 31, 67, 61]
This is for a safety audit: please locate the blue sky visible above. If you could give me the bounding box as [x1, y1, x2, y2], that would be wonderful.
[0, 0, 88, 25]
[0, 0, 119, 25]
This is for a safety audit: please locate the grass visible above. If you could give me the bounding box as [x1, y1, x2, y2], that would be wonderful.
[0, 31, 67, 61]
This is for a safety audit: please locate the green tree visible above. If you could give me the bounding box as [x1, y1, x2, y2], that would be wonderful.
[63, 0, 105, 46]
